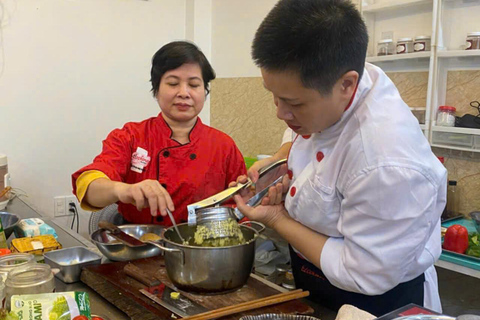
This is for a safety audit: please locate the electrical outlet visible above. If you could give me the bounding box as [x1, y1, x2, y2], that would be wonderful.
[54, 196, 66, 217]
[65, 195, 78, 208]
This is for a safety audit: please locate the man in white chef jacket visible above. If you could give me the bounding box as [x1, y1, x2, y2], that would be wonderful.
[234, 0, 446, 316]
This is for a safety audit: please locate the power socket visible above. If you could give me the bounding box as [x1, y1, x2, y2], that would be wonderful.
[54, 195, 78, 217]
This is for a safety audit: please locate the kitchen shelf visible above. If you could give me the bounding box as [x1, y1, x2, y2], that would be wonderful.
[437, 50, 480, 58]
[431, 144, 480, 152]
[366, 51, 431, 63]
[362, 0, 433, 13]
[431, 125, 480, 135]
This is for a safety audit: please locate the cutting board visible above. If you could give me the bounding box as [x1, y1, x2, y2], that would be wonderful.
[81, 256, 313, 320]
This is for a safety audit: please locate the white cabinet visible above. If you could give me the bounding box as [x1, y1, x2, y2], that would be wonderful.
[361, 0, 480, 152]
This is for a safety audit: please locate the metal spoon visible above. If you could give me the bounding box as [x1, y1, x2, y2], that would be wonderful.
[166, 208, 185, 243]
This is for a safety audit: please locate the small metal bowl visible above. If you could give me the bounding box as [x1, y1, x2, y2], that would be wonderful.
[0, 211, 20, 238]
[240, 314, 321, 320]
[44, 246, 102, 283]
[90, 224, 164, 262]
[470, 211, 480, 233]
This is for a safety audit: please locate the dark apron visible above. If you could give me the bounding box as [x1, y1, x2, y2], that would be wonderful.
[289, 246, 425, 316]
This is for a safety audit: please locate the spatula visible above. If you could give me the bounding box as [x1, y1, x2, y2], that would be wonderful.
[98, 221, 146, 247]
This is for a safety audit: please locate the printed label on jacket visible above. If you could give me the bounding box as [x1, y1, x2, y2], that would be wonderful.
[131, 147, 151, 173]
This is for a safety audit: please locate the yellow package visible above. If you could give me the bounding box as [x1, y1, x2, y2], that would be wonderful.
[10, 235, 62, 255]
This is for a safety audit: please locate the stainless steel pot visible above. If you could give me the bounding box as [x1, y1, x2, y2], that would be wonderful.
[153, 221, 264, 293]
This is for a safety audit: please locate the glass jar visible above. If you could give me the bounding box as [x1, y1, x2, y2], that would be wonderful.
[4, 264, 55, 309]
[0, 253, 35, 283]
[436, 106, 456, 127]
[377, 39, 394, 56]
[414, 35, 431, 52]
[466, 32, 480, 50]
[396, 38, 414, 54]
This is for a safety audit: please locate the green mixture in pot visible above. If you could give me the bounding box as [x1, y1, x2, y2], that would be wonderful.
[193, 219, 246, 247]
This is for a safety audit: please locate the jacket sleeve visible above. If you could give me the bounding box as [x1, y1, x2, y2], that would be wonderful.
[320, 164, 443, 295]
[72, 127, 133, 196]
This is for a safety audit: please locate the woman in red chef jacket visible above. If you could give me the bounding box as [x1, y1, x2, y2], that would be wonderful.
[72, 41, 246, 226]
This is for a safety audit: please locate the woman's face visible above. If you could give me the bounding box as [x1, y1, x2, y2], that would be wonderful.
[157, 63, 205, 125]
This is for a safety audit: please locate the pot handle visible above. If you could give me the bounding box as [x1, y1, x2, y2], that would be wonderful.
[145, 240, 185, 265]
[239, 221, 266, 234]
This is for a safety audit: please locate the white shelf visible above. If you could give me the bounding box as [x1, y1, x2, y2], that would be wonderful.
[437, 50, 480, 58]
[362, 0, 432, 13]
[431, 125, 480, 135]
[366, 51, 431, 63]
[431, 144, 480, 153]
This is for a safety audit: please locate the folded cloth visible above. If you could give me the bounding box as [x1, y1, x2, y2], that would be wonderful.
[335, 304, 375, 320]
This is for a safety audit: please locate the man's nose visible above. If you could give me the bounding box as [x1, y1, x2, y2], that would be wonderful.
[276, 100, 293, 121]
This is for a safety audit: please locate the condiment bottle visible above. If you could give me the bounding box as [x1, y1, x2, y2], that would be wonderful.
[466, 32, 480, 50]
[0, 219, 7, 250]
[414, 35, 431, 52]
[4, 264, 54, 310]
[446, 180, 459, 218]
[396, 38, 414, 54]
[436, 106, 456, 127]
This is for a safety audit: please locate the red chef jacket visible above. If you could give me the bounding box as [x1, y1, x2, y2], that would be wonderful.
[72, 114, 246, 226]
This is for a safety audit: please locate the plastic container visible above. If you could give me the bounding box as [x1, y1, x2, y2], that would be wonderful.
[410, 107, 426, 124]
[436, 106, 456, 127]
[432, 131, 473, 148]
[414, 35, 431, 52]
[466, 32, 480, 50]
[396, 38, 414, 54]
[44, 246, 102, 283]
[4, 264, 55, 309]
[377, 39, 395, 56]
[0, 253, 36, 283]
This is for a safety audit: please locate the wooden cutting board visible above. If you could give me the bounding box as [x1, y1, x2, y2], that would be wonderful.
[81, 256, 313, 320]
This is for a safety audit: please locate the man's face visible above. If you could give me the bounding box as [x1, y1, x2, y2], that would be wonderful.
[261, 68, 350, 135]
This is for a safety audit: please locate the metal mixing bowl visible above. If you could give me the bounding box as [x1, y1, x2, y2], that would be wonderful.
[90, 224, 164, 262]
[0, 211, 20, 238]
[470, 211, 480, 233]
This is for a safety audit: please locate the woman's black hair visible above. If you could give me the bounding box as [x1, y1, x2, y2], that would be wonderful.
[150, 41, 216, 97]
[252, 0, 368, 95]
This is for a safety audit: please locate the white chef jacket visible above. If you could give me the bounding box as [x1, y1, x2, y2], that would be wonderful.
[285, 63, 446, 312]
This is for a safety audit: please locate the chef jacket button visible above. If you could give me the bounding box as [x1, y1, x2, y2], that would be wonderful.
[316, 152, 324, 162]
[190, 153, 197, 160]
[290, 186, 296, 197]
[156, 215, 163, 222]
[163, 150, 170, 158]
[161, 183, 167, 189]
[287, 169, 293, 180]
[302, 135, 311, 139]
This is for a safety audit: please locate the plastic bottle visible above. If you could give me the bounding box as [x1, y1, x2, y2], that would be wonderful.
[446, 180, 459, 218]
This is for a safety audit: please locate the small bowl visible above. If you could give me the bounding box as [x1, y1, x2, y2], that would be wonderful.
[470, 211, 480, 233]
[44, 246, 102, 283]
[0, 211, 20, 238]
[90, 224, 164, 262]
[240, 314, 321, 320]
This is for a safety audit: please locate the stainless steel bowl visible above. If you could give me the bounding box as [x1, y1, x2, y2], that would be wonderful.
[470, 211, 480, 233]
[44, 246, 102, 283]
[0, 211, 20, 238]
[90, 224, 164, 262]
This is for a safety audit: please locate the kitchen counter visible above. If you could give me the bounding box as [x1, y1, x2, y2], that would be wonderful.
[5, 197, 337, 320]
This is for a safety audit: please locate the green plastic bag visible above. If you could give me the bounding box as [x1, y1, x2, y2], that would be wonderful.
[10, 292, 91, 320]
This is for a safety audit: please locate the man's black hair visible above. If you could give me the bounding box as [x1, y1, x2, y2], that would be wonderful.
[252, 0, 368, 94]
[150, 41, 216, 97]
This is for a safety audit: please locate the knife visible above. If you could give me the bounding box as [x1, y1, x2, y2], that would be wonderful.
[98, 221, 145, 247]
[140, 287, 209, 317]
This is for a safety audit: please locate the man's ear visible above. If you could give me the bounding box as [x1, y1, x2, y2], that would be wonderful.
[340, 70, 359, 96]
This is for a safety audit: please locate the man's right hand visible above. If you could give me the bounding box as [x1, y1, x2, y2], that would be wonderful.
[113, 180, 174, 217]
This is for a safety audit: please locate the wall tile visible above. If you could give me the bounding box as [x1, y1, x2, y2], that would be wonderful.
[386, 71, 429, 108]
[446, 70, 480, 116]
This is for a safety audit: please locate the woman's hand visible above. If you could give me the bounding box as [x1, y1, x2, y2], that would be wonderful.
[113, 180, 174, 217]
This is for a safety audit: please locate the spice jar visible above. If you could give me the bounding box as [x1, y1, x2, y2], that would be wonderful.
[436, 106, 456, 127]
[466, 32, 480, 50]
[0, 253, 35, 283]
[397, 38, 414, 54]
[414, 36, 431, 52]
[4, 264, 54, 309]
[377, 39, 394, 56]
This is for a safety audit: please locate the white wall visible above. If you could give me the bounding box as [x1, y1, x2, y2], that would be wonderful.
[0, 0, 187, 228]
[211, 0, 277, 78]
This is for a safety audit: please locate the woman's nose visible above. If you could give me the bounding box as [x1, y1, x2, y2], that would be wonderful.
[177, 83, 190, 98]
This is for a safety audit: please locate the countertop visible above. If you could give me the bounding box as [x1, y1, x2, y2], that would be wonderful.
[5, 196, 337, 320]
